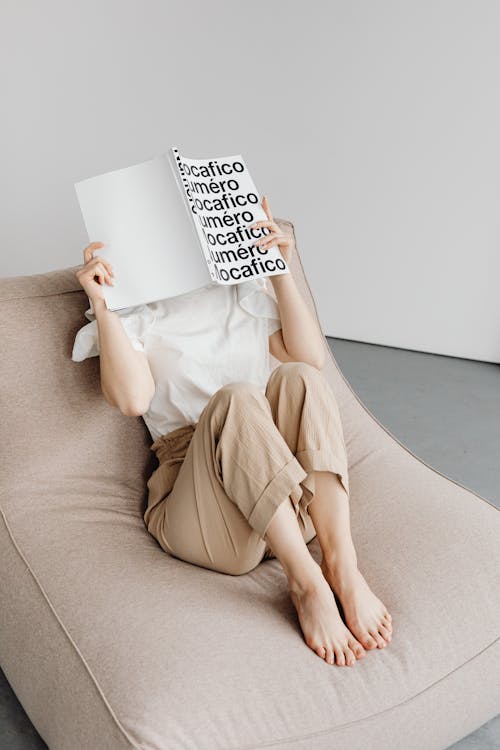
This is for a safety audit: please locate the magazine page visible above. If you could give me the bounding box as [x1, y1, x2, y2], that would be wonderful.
[74, 155, 211, 312]
[170, 147, 290, 285]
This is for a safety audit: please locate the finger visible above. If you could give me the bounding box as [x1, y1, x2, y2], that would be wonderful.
[264, 238, 289, 253]
[258, 241, 277, 252]
[254, 232, 278, 246]
[261, 195, 274, 221]
[254, 231, 286, 244]
[99, 270, 114, 286]
[254, 238, 276, 251]
[90, 262, 114, 286]
[83, 246, 104, 265]
[89, 256, 114, 276]
[249, 220, 280, 233]
[83, 242, 104, 264]
[93, 267, 105, 286]
[257, 234, 288, 250]
[91, 263, 109, 286]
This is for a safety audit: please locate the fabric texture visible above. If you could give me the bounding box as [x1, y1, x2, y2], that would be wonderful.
[0, 218, 499, 750]
[144, 361, 350, 575]
[71, 277, 282, 439]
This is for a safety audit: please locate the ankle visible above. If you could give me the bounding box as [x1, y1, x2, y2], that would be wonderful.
[287, 557, 324, 596]
[321, 549, 359, 580]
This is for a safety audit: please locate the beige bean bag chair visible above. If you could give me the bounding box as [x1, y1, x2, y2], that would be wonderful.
[1, 219, 499, 750]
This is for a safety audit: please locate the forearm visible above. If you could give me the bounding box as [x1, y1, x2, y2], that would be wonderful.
[269, 274, 325, 368]
[93, 298, 155, 414]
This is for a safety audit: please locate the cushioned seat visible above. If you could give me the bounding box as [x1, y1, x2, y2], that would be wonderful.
[1, 219, 499, 750]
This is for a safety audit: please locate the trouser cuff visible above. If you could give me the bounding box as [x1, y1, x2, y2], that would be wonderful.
[247, 457, 308, 540]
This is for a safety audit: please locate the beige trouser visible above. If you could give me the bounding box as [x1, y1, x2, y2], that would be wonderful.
[143, 361, 350, 575]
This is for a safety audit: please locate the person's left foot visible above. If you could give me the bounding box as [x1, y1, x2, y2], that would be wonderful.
[320, 558, 393, 650]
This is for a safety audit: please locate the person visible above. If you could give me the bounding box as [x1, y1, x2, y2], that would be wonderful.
[72, 196, 392, 668]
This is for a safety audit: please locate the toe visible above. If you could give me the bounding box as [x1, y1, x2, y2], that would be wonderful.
[344, 646, 356, 666]
[370, 628, 386, 648]
[379, 624, 392, 642]
[361, 632, 378, 649]
[324, 646, 335, 665]
[334, 646, 346, 666]
[349, 639, 366, 658]
[315, 645, 327, 660]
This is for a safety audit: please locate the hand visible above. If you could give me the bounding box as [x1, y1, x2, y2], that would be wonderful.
[249, 196, 295, 266]
[75, 242, 115, 304]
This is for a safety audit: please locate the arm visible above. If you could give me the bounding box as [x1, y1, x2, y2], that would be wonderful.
[250, 197, 326, 370]
[268, 274, 325, 370]
[75, 242, 156, 417]
[93, 297, 156, 416]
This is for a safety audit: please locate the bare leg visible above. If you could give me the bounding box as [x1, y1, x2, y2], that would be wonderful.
[264, 497, 367, 666]
[307, 470, 393, 650]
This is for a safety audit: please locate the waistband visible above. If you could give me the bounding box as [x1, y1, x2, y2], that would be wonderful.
[150, 423, 196, 465]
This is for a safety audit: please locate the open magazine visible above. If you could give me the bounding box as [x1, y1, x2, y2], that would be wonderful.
[74, 147, 290, 312]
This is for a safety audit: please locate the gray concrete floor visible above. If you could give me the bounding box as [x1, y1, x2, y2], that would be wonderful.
[0, 338, 498, 749]
[329, 337, 500, 749]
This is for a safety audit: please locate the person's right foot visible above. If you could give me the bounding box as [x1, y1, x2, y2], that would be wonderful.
[289, 563, 366, 666]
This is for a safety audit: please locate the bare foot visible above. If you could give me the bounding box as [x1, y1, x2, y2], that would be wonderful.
[321, 559, 393, 650]
[289, 563, 367, 666]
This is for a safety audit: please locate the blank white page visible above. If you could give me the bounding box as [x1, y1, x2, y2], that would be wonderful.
[75, 154, 211, 311]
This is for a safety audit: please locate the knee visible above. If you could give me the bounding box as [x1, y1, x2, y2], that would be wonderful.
[189, 555, 260, 576]
[212, 555, 261, 576]
[268, 361, 339, 410]
[209, 380, 266, 408]
[175, 546, 261, 576]
[270, 360, 324, 385]
[199, 380, 271, 437]
[159, 526, 262, 576]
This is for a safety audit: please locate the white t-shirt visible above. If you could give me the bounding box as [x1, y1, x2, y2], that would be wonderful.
[71, 278, 282, 441]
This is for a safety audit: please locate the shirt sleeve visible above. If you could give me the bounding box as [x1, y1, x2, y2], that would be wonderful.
[71, 301, 154, 362]
[236, 278, 282, 336]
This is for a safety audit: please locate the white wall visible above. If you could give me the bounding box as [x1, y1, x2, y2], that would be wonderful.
[2, 0, 499, 362]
